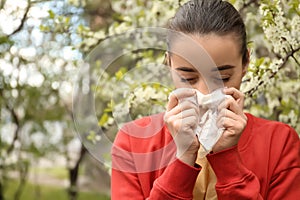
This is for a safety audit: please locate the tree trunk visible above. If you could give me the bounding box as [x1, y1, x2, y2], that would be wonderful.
[14, 160, 29, 200]
[68, 145, 86, 200]
[0, 182, 4, 200]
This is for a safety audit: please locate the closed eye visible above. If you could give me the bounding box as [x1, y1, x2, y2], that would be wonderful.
[221, 77, 230, 82]
[214, 77, 230, 82]
[180, 77, 198, 84]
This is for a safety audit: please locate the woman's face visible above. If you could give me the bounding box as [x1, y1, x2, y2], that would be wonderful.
[169, 33, 248, 94]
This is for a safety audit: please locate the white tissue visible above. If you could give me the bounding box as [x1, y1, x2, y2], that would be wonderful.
[170, 88, 226, 158]
[195, 89, 225, 158]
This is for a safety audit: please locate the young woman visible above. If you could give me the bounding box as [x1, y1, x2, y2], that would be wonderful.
[111, 0, 300, 199]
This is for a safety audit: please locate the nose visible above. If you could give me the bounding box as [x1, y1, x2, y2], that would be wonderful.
[194, 79, 210, 95]
[195, 76, 223, 94]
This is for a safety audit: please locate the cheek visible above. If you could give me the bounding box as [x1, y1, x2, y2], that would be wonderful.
[170, 71, 190, 88]
[227, 74, 243, 89]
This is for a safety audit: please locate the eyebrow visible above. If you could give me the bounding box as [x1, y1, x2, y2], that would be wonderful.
[175, 67, 197, 72]
[175, 65, 235, 72]
[211, 65, 235, 71]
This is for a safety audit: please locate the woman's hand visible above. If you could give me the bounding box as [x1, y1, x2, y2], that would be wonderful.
[213, 87, 247, 153]
[164, 88, 200, 166]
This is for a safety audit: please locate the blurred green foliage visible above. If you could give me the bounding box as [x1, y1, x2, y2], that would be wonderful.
[4, 180, 109, 200]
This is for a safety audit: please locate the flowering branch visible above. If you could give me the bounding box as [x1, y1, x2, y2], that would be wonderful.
[8, 0, 31, 37]
[245, 46, 300, 97]
[239, 0, 259, 13]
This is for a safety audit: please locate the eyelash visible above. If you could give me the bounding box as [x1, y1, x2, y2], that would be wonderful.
[180, 77, 198, 84]
[220, 77, 230, 82]
[180, 77, 230, 83]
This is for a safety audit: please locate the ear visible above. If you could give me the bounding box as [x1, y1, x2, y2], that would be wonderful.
[164, 52, 171, 67]
[242, 64, 248, 77]
[242, 49, 250, 77]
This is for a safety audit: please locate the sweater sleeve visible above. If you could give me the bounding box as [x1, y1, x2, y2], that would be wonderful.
[266, 126, 300, 199]
[207, 126, 300, 200]
[148, 159, 201, 199]
[111, 129, 201, 200]
[207, 146, 263, 200]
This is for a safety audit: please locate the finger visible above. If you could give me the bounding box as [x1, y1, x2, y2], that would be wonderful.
[165, 100, 200, 119]
[166, 107, 198, 125]
[167, 112, 198, 134]
[218, 95, 234, 110]
[217, 104, 247, 125]
[223, 87, 245, 107]
[217, 115, 236, 130]
[217, 109, 247, 130]
[166, 93, 179, 111]
[167, 88, 196, 111]
[179, 100, 200, 116]
[218, 95, 243, 116]
[172, 88, 196, 100]
[182, 115, 199, 130]
[217, 108, 239, 125]
[180, 108, 199, 120]
[223, 87, 243, 100]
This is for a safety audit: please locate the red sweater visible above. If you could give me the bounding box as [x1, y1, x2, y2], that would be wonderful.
[111, 113, 300, 199]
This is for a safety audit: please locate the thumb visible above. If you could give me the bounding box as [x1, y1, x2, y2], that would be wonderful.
[166, 92, 178, 111]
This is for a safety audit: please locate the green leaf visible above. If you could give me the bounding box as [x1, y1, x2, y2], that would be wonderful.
[98, 113, 109, 126]
[115, 67, 127, 80]
[65, 17, 70, 24]
[152, 83, 161, 90]
[0, 36, 13, 45]
[48, 10, 55, 19]
[39, 25, 50, 32]
[228, 0, 236, 4]
[86, 130, 101, 144]
[255, 57, 265, 67]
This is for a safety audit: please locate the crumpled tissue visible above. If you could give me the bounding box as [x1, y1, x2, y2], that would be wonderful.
[170, 88, 226, 158]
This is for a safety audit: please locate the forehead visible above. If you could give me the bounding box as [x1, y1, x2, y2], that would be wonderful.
[170, 33, 242, 68]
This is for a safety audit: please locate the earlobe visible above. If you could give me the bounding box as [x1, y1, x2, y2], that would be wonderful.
[242, 63, 248, 77]
[242, 49, 250, 77]
[164, 52, 171, 67]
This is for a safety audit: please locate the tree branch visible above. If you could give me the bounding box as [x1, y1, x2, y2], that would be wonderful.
[8, 0, 31, 37]
[291, 54, 300, 67]
[5, 103, 21, 155]
[31, 0, 63, 4]
[239, 0, 259, 13]
[0, 0, 6, 10]
[0, 83, 20, 155]
[245, 46, 300, 97]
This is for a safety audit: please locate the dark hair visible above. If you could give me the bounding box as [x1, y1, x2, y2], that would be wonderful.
[167, 0, 249, 65]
